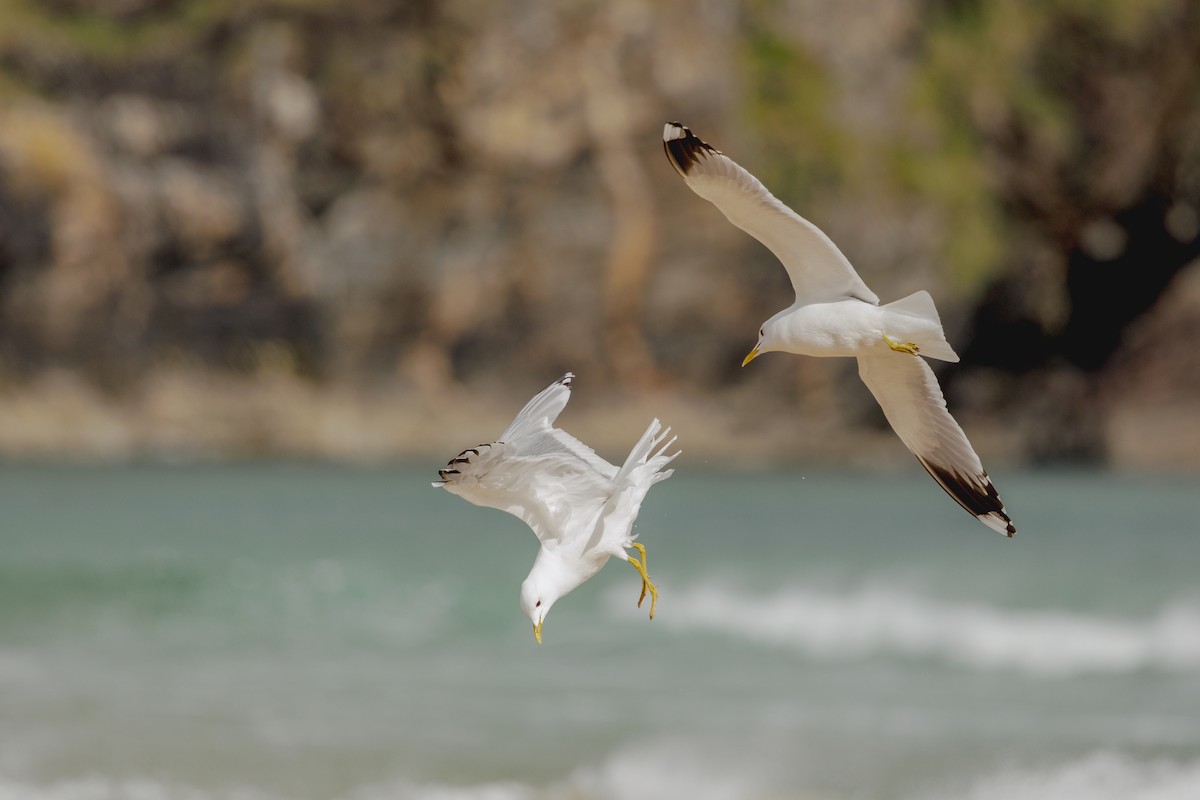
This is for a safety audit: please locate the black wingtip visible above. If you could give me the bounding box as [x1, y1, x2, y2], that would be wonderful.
[663, 121, 689, 140]
[558, 372, 575, 388]
[987, 514, 1018, 538]
[435, 443, 497, 485]
[919, 459, 1016, 538]
[663, 122, 717, 177]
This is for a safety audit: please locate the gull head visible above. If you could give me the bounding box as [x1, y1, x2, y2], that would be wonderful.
[743, 317, 784, 366]
[519, 576, 559, 645]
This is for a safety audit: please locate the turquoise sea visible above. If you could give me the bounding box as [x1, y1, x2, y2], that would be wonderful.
[2, 463, 1198, 799]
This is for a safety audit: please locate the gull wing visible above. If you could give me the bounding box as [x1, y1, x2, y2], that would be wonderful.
[856, 353, 1016, 536]
[435, 374, 616, 544]
[497, 372, 574, 442]
[663, 122, 878, 306]
[499, 372, 618, 480]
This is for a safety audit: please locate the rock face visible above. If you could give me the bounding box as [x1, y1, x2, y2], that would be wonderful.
[1101, 260, 1200, 467]
[0, 0, 1198, 464]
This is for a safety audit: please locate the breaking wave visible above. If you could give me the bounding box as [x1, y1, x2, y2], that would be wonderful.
[620, 582, 1200, 676]
[9, 749, 1200, 800]
[0, 776, 285, 800]
[925, 751, 1200, 800]
[352, 740, 773, 800]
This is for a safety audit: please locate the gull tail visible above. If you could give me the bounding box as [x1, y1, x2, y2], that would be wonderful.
[615, 419, 681, 488]
[883, 291, 959, 363]
[585, 420, 681, 553]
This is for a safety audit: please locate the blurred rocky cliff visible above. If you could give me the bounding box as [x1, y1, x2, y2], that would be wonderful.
[0, 0, 1198, 466]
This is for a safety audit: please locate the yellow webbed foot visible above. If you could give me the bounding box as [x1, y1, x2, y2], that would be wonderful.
[626, 543, 659, 620]
[631, 542, 650, 606]
[883, 334, 920, 356]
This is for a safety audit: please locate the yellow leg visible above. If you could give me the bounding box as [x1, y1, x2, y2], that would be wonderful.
[883, 334, 920, 356]
[630, 542, 650, 606]
[626, 545, 658, 620]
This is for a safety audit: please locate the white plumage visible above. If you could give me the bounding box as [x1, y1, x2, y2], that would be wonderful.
[435, 373, 680, 642]
[663, 122, 1015, 537]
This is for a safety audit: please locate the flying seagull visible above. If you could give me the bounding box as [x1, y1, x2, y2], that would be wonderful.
[434, 373, 680, 642]
[663, 122, 1015, 536]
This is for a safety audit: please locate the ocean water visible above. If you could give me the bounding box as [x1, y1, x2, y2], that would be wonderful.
[1, 463, 1198, 800]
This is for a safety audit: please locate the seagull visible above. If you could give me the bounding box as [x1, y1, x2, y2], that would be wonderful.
[434, 373, 680, 643]
[663, 122, 1015, 536]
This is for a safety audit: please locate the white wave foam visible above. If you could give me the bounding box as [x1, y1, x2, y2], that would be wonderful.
[352, 741, 773, 800]
[351, 780, 535, 800]
[925, 751, 1200, 800]
[620, 582, 1200, 676]
[385, 750, 1200, 800]
[561, 740, 770, 800]
[10, 751, 1198, 800]
[0, 774, 532, 800]
[0, 776, 288, 800]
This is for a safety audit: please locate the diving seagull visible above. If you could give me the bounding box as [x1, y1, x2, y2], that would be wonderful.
[663, 122, 1015, 536]
[435, 373, 681, 642]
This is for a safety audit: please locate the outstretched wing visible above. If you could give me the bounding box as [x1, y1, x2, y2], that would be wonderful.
[663, 122, 878, 306]
[434, 374, 616, 543]
[856, 353, 1016, 536]
[497, 372, 574, 442]
[498, 372, 619, 479]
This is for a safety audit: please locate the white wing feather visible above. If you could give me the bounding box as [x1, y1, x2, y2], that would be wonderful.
[856, 353, 1016, 536]
[498, 372, 573, 441]
[435, 374, 617, 544]
[663, 123, 878, 306]
[498, 372, 618, 479]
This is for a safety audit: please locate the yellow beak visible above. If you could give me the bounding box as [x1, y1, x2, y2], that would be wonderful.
[742, 345, 761, 367]
[533, 619, 543, 645]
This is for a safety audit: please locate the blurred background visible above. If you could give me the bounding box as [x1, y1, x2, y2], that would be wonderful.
[2, 2, 1200, 800]
[1, 0, 1198, 465]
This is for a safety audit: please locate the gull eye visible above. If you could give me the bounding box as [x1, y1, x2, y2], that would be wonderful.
[759, 329, 764, 338]
[535, 600, 541, 608]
